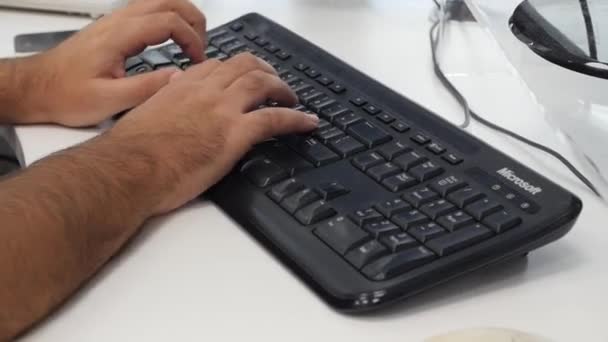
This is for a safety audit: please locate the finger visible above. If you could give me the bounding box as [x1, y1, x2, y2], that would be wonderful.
[238, 108, 319, 146]
[125, 0, 206, 33]
[173, 58, 222, 83]
[122, 0, 207, 40]
[205, 53, 277, 89]
[101, 67, 181, 114]
[225, 71, 297, 112]
[117, 12, 205, 63]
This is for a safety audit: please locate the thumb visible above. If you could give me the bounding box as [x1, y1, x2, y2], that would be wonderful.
[105, 67, 182, 112]
[240, 108, 319, 145]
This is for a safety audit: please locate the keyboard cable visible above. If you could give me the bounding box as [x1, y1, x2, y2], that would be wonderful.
[429, 0, 601, 198]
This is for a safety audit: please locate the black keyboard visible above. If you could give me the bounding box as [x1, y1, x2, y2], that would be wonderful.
[125, 13, 582, 312]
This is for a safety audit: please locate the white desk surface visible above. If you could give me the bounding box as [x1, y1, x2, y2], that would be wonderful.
[1, 1, 607, 341]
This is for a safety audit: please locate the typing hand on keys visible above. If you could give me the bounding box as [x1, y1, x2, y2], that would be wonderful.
[5, 0, 207, 127]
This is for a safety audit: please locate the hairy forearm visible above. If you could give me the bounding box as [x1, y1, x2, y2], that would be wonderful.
[0, 56, 48, 124]
[0, 133, 169, 340]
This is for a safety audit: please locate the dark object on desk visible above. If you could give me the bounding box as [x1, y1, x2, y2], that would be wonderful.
[511, 0, 608, 79]
[125, 13, 582, 312]
[14, 30, 76, 54]
[0, 134, 19, 176]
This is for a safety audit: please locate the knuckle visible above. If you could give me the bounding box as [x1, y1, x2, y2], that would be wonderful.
[163, 11, 181, 25]
[234, 52, 262, 69]
[241, 70, 270, 91]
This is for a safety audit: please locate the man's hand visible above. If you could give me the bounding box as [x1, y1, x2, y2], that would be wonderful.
[1, 0, 206, 126]
[0, 51, 317, 340]
[110, 53, 319, 215]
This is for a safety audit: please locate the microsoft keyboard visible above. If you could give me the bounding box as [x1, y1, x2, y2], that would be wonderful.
[124, 13, 583, 312]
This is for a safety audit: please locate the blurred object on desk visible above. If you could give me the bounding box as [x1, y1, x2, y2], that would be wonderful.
[466, 0, 608, 199]
[0, 0, 128, 17]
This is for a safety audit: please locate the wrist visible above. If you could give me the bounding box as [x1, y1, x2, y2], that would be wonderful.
[0, 55, 53, 124]
[89, 129, 182, 219]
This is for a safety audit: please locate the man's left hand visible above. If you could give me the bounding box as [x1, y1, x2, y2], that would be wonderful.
[14, 0, 206, 127]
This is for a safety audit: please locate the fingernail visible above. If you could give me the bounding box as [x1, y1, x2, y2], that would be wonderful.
[306, 114, 320, 124]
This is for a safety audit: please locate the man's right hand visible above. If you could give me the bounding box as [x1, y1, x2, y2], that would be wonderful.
[108, 53, 319, 216]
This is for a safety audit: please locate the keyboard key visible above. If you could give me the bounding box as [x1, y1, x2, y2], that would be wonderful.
[429, 175, 467, 196]
[377, 140, 411, 160]
[141, 50, 173, 69]
[362, 246, 436, 281]
[213, 36, 238, 47]
[315, 216, 370, 255]
[363, 104, 382, 115]
[125, 56, 144, 70]
[411, 132, 431, 145]
[264, 44, 280, 53]
[367, 162, 401, 182]
[314, 127, 345, 143]
[419, 199, 456, 219]
[162, 44, 184, 58]
[230, 22, 244, 31]
[292, 81, 313, 94]
[350, 97, 367, 107]
[443, 153, 464, 165]
[208, 29, 228, 41]
[328, 136, 366, 158]
[244, 32, 258, 40]
[403, 187, 440, 207]
[316, 76, 334, 86]
[409, 161, 444, 182]
[256, 141, 314, 176]
[377, 113, 395, 124]
[276, 51, 291, 60]
[374, 198, 412, 218]
[382, 172, 418, 192]
[346, 240, 389, 269]
[127, 64, 153, 76]
[334, 112, 363, 129]
[316, 182, 350, 200]
[380, 232, 418, 253]
[298, 88, 325, 105]
[285, 136, 340, 167]
[352, 152, 384, 171]
[350, 208, 384, 226]
[320, 104, 351, 122]
[409, 222, 446, 242]
[391, 121, 410, 133]
[309, 97, 336, 113]
[294, 63, 309, 71]
[295, 200, 337, 225]
[305, 68, 321, 78]
[329, 83, 346, 94]
[447, 186, 485, 208]
[348, 121, 392, 148]
[426, 143, 446, 155]
[282, 188, 321, 213]
[393, 151, 427, 170]
[427, 223, 494, 256]
[364, 220, 400, 238]
[482, 210, 522, 233]
[223, 41, 247, 55]
[392, 209, 430, 229]
[465, 198, 503, 220]
[269, 178, 305, 202]
[436, 210, 475, 231]
[240, 158, 289, 188]
[254, 37, 269, 46]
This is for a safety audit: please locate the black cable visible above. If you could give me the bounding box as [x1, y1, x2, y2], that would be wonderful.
[579, 0, 598, 60]
[430, 1, 601, 197]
